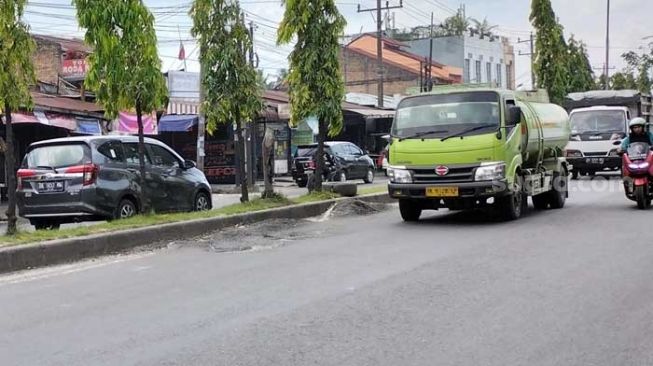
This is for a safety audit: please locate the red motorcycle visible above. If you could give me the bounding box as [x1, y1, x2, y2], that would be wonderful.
[621, 142, 653, 209]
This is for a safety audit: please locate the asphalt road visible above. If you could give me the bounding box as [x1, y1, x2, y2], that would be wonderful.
[2, 175, 653, 365]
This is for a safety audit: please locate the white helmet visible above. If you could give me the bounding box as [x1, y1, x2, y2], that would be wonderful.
[629, 117, 647, 128]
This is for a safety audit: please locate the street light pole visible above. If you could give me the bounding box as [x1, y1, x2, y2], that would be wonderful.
[604, 0, 610, 90]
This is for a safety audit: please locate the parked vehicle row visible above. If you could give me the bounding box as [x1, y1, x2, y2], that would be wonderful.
[17, 136, 212, 230]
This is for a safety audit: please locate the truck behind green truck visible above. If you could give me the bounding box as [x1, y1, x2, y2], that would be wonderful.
[387, 86, 571, 221]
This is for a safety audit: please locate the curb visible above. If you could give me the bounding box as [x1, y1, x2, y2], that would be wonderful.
[0, 192, 394, 274]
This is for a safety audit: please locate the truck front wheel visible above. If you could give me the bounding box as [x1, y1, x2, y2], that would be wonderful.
[571, 170, 579, 180]
[499, 175, 525, 220]
[399, 199, 422, 222]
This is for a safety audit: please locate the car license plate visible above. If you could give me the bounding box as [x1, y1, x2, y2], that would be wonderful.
[586, 158, 604, 164]
[37, 181, 64, 192]
[426, 187, 458, 197]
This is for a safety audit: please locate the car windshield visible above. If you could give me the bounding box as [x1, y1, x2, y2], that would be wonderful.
[295, 146, 332, 158]
[24, 144, 90, 169]
[296, 146, 318, 157]
[392, 91, 500, 139]
[570, 110, 626, 134]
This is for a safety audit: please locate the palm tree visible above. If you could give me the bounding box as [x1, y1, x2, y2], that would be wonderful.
[471, 17, 498, 39]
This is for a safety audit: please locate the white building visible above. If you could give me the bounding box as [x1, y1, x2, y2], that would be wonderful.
[403, 32, 515, 89]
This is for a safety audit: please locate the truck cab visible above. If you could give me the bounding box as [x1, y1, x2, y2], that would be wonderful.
[566, 106, 630, 179]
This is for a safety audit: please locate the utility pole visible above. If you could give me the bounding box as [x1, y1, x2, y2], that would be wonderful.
[427, 12, 434, 91]
[197, 45, 206, 172]
[605, 0, 610, 90]
[517, 32, 535, 89]
[247, 19, 258, 186]
[358, 0, 403, 108]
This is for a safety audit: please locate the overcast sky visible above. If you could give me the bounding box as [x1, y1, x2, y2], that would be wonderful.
[24, 0, 653, 90]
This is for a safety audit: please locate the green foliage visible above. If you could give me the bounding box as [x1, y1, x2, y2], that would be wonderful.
[73, 0, 167, 119]
[440, 11, 470, 36]
[190, 0, 263, 135]
[0, 0, 36, 112]
[565, 36, 595, 92]
[622, 50, 652, 93]
[277, 0, 346, 137]
[470, 17, 497, 38]
[530, 0, 569, 104]
[610, 72, 637, 90]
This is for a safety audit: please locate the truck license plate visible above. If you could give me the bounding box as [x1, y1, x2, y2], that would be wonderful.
[426, 187, 458, 197]
[586, 158, 604, 164]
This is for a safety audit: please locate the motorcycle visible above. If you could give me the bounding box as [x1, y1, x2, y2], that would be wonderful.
[305, 155, 338, 192]
[621, 142, 653, 209]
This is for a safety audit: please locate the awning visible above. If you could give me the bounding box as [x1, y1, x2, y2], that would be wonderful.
[75, 118, 102, 135]
[346, 108, 395, 119]
[113, 111, 158, 134]
[1, 111, 78, 130]
[159, 114, 199, 132]
[41, 112, 77, 130]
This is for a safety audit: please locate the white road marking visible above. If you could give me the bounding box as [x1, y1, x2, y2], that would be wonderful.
[0, 252, 157, 286]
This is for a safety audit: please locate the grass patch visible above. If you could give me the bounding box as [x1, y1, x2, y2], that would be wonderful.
[0, 195, 293, 247]
[291, 190, 340, 204]
[357, 185, 388, 196]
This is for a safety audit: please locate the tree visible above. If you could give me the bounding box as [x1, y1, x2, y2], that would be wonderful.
[0, 0, 36, 235]
[610, 72, 637, 90]
[278, 0, 346, 192]
[74, 0, 167, 214]
[530, 0, 569, 104]
[191, 0, 262, 202]
[623, 50, 653, 93]
[470, 17, 497, 38]
[565, 36, 595, 93]
[440, 11, 470, 36]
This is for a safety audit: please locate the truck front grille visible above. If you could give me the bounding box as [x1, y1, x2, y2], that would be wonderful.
[584, 151, 608, 157]
[412, 165, 477, 183]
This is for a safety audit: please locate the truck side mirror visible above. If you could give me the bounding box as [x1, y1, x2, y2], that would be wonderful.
[507, 106, 522, 126]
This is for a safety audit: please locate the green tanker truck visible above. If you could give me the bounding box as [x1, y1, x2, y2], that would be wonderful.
[386, 86, 571, 221]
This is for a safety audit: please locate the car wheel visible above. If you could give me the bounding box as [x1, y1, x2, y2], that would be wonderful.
[363, 168, 375, 183]
[194, 191, 211, 211]
[296, 180, 307, 188]
[115, 199, 137, 220]
[32, 219, 60, 231]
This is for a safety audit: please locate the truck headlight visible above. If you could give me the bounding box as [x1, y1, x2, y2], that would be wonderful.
[474, 163, 506, 181]
[565, 149, 583, 158]
[388, 168, 413, 183]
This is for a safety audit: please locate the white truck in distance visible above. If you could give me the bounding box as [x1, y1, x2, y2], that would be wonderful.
[563, 90, 653, 179]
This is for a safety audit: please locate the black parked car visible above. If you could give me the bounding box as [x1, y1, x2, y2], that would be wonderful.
[17, 136, 212, 230]
[291, 141, 376, 187]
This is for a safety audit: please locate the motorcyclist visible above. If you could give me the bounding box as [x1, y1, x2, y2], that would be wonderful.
[619, 117, 653, 152]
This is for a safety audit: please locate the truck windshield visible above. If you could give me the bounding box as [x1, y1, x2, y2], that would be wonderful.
[392, 91, 500, 139]
[570, 110, 626, 135]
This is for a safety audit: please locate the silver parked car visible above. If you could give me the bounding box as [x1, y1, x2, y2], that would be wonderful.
[17, 136, 212, 230]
